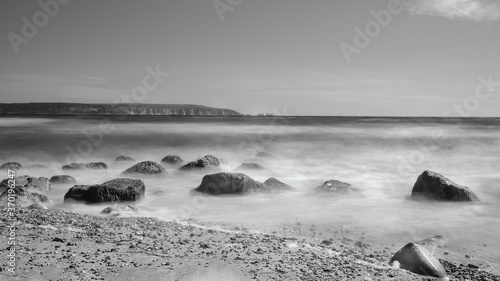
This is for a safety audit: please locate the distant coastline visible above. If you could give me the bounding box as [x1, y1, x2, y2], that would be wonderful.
[0, 102, 242, 116]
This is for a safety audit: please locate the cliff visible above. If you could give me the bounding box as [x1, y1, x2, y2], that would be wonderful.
[0, 103, 242, 116]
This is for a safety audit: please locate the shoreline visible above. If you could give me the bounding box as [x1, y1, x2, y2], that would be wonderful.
[1, 208, 498, 281]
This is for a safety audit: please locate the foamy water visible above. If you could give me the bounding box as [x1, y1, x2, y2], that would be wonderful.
[1, 116, 499, 272]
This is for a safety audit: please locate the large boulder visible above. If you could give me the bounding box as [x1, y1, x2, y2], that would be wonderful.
[0, 186, 51, 208]
[411, 170, 479, 202]
[0, 162, 23, 172]
[64, 178, 145, 204]
[315, 180, 358, 195]
[389, 242, 446, 278]
[236, 163, 264, 171]
[121, 161, 168, 177]
[180, 155, 221, 172]
[0, 175, 51, 194]
[192, 172, 270, 195]
[160, 155, 183, 167]
[62, 162, 108, 171]
[264, 177, 294, 191]
[49, 175, 76, 184]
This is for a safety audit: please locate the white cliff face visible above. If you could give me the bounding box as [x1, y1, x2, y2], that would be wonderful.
[0, 103, 242, 116]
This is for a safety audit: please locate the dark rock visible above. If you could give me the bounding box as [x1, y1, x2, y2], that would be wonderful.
[121, 161, 168, 177]
[0, 162, 23, 172]
[411, 170, 479, 202]
[192, 172, 270, 195]
[315, 180, 358, 195]
[1, 175, 51, 193]
[62, 162, 108, 171]
[180, 155, 221, 172]
[49, 175, 76, 184]
[256, 152, 275, 159]
[115, 156, 135, 162]
[64, 178, 145, 204]
[263, 178, 294, 191]
[0, 186, 51, 208]
[101, 204, 138, 215]
[160, 155, 183, 167]
[389, 242, 446, 278]
[236, 163, 264, 170]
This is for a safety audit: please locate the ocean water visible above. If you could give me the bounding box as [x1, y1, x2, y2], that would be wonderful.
[1, 116, 499, 272]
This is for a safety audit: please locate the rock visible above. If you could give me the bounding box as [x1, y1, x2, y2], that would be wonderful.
[192, 172, 270, 195]
[180, 155, 221, 172]
[27, 202, 49, 210]
[115, 156, 135, 162]
[49, 175, 76, 184]
[101, 204, 138, 216]
[25, 164, 52, 172]
[218, 158, 228, 165]
[121, 161, 168, 177]
[256, 152, 275, 159]
[389, 242, 446, 278]
[236, 163, 264, 170]
[411, 170, 479, 202]
[160, 155, 183, 167]
[315, 180, 358, 195]
[62, 162, 108, 171]
[0, 175, 51, 193]
[0, 186, 51, 208]
[263, 177, 294, 191]
[0, 162, 23, 172]
[64, 178, 145, 204]
[242, 158, 263, 164]
[415, 235, 448, 254]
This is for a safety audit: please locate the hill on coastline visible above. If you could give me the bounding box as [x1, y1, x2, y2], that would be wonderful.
[0, 103, 242, 116]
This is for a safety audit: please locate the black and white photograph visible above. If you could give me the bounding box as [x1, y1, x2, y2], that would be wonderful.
[1, 0, 500, 280]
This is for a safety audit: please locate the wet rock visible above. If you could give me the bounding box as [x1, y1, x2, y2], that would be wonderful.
[415, 235, 448, 254]
[263, 178, 294, 191]
[0, 162, 23, 172]
[192, 172, 270, 195]
[411, 170, 479, 202]
[1, 175, 52, 193]
[236, 163, 264, 171]
[62, 162, 108, 171]
[27, 202, 49, 210]
[160, 155, 183, 167]
[0, 186, 51, 208]
[101, 204, 138, 216]
[49, 175, 76, 184]
[315, 180, 358, 195]
[180, 155, 221, 172]
[64, 178, 145, 204]
[389, 242, 446, 278]
[121, 161, 168, 177]
[115, 155, 135, 162]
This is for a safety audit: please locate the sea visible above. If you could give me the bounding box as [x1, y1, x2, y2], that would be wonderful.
[1, 116, 499, 273]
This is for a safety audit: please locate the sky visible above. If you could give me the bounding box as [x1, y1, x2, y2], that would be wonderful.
[0, 0, 499, 116]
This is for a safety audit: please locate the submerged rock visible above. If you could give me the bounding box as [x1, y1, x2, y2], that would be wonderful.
[0, 175, 51, 193]
[62, 162, 108, 171]
[160, 155, 183, 167]
[0, 162, 23, 172]
[263, 177, 295, 191]
[180, 155, 221, 172]
[25, 164, 52, 172]
[411, 170, 479, 202]
[101, 204, 138, 216]
[236, 163, 264, 171]
[121, 161, 168, 177]
[192, 172, 269, 195]
[64, 178, 145, 204]
[256, 152, 275, 159]
[389, 242, 446, 278]
[49, 175, 76, 184]
[115, 155, 135, 162]
[0, 186, 51, 208]
[315, 180, 358, 195]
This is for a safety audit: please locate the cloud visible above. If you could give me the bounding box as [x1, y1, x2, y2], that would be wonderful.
[404, 0, 500, 22]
